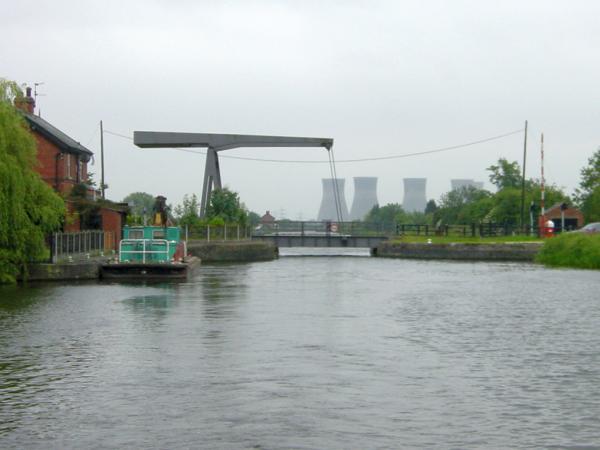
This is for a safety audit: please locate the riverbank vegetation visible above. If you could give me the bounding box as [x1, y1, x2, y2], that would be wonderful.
[574, 148, 600, 222]
[173, 188, 257, 229]
[0, 79, 65, 283]
[367, 156, 581, 230]
[536, 233, 600, 270]
[393, 235, 542, 244]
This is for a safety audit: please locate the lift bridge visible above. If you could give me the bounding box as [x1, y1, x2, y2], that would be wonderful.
[133, 131, 388, 248]
[251, 221, 389, 248]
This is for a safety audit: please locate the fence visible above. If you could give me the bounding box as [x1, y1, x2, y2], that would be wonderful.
[252, 221, 546, 238]
[394, 223, 543, 237]
[186, 224, 252, 242]
[49, 230, 116, 262]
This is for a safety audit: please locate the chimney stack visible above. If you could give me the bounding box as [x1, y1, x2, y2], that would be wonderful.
[14, 86, 35, 114]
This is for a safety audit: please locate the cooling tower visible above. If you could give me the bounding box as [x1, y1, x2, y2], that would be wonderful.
[451, 179, 484, 190]
[350, 177, 378, 220]
[403, 178, 427, 213]
[317, 178, 349, 221]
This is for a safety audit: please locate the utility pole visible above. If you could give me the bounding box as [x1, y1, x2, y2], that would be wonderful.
[100, 120, 105, 199]
[540, 133, 545, 235]
[520, 120, 528, 231]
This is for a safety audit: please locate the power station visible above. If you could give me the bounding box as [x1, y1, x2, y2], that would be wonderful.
[314, 176, 488, 220]
[402, 178, 427, 212]
[317, 178, 349, 221]
[349, 177, 379, 220]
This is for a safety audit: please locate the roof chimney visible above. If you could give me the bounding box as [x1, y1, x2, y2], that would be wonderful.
[14, 86, 35, 114]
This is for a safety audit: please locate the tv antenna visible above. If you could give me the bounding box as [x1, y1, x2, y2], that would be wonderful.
[34, 82, 45, 115]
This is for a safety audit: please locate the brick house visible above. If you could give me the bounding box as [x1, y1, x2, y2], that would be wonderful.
[15, 88, 127, 237]
[545, 203, 585, 231]
[260, 210, 276, 225]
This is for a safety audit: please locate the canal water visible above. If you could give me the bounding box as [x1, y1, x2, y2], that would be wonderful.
[1, 255, 599, 449]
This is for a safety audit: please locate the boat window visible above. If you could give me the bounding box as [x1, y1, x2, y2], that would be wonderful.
[129, 229, 144, 239]
[153, 229, 166, 239]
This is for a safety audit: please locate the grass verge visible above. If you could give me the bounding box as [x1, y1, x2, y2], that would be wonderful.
[536, 233, 600, 269]
[392, 235, 543, 244]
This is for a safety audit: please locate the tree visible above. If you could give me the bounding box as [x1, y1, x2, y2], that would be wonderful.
[205, 188, 248, 225]
[575, 148, 600, 222]
[580, 186, 600, 222]
[487, 158, 522, 190]
[424, 199, 437, 215]
[173, 193, 201, 227]
[123, 192, 155, 217]
[0, 79, 65, 283]
[365, 203, 407, 225]
[247, 211, 261, 227]
[434, 186, 493, 224]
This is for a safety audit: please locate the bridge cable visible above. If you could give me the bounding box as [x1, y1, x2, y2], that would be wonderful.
[329, 147, 344, 223]
[327, 148, 342, 224]
[103, 128, 524, 164]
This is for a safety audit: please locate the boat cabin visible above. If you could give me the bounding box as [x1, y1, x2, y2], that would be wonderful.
[119, 226, 183, 263]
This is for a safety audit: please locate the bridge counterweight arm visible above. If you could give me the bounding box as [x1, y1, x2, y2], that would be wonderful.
[133, 131, 334, 218]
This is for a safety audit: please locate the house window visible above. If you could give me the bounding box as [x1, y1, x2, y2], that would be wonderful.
[76, 157, 82, 182]
[79, 159, 85, 183]
[66, 153, 72, 179]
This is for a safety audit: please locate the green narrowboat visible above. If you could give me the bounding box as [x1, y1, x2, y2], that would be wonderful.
[119, 226, 182, 263]
[101, 225, 200, 279]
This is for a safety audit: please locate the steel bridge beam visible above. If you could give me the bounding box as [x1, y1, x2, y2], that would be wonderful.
[134, 131, 333, 217]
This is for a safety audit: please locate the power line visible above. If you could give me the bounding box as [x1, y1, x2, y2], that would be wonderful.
[103, 128, 524, 164]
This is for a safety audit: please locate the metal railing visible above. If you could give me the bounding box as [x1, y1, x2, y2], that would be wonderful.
[49, 230, 115, 262]
[118, 239, 187, 263]
[185, 224, 252, 242]
[252, 221, 549, 238]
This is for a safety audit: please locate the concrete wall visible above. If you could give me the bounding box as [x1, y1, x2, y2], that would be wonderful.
[376, 242, 542, 261]
[24, 262, 100, 281]
[187, 240, 277, 262]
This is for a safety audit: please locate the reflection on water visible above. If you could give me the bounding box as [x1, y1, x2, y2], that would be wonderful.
[1, 259, 600, 449]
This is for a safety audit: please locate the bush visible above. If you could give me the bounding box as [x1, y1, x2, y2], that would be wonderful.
[1, 80, 65, 283]
[536, 233, 600, 269]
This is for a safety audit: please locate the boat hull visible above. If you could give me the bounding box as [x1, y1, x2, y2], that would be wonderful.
[100, 257, 200, 280]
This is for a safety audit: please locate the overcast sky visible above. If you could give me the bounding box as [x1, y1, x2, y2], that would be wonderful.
[2, 0, 599, 219]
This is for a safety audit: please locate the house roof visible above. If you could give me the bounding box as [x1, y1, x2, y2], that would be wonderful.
[22, 112, 94, 158]
[545, 202, 581, 215]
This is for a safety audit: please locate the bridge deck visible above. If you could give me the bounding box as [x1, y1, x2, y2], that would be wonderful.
[251, 234, 388, 248]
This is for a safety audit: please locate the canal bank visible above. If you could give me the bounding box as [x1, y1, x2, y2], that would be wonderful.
[20, 240, 277, 282]
[187, 240, 277, 262]
[375, 241, 543, 261]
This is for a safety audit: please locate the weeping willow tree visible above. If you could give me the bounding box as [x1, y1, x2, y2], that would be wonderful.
[0, 79, 65, 283]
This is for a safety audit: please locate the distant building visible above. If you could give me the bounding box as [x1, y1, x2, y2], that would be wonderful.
[403, 178, 427, 213]
[451, 179, 484, 191]
[260, 210, 276, 224]
[350, 177, 378, 220]
[317, 178, 349, 221]
[544, 203, 584, 231]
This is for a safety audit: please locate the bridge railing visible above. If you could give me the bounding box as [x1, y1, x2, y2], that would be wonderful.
[254, 221, 397, 236]
[185, 223, 253, 241]
[396, 223, 542, 237]
[253, 221, 543, 238]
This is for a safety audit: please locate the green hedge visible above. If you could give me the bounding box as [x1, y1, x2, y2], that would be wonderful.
[536, 233, 600, 269]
